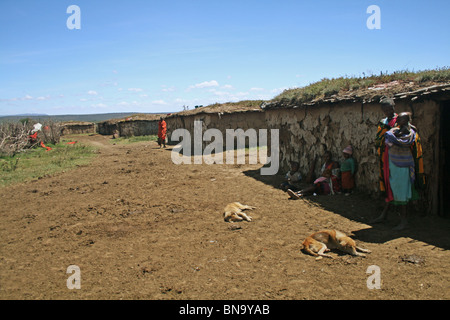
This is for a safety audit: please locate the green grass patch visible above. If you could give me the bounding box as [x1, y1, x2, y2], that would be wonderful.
[109, 135, 158, 145]
[0, 140, 98, 187]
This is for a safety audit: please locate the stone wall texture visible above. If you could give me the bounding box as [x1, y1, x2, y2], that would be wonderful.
[61, 123, 96, 135]
[263, 99, 439, 195]
[97, 120, 159, 137]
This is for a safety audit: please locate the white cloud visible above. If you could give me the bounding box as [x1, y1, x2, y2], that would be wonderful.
[271, 87, 289, 94]
[236, 91, 250, 97]
[118, 101, 129, 106]
[188, 80, 219, 90]
[91, 103, 107, 108]
[161, 86, 175, 92]
[140, 94, 148, 98]
[222, 84, 234, 89]
[88, 90, 98, 95]
[23, 95, 33, 100]
[36, 95, 50, 101]
[208, 89, 250, 101]
[128, 88, 143, 92]
[250, 87, 264, 91]
[152, 99, 167, 105]
[211, 90, 229, 96]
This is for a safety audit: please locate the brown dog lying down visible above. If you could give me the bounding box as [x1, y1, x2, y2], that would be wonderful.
[223, 202, 255, 222]
[301, 229, 371, 259]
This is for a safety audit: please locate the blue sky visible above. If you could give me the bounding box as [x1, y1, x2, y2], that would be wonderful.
[1, 0, 449, 116]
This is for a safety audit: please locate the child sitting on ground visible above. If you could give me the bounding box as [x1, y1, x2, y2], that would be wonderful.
[287, 168, 339, 199]
[280, 161, 302, 192]
[340, 145, 356, 195]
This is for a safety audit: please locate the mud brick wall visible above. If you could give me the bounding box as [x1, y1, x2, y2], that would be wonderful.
[97, 121, 118, 135]
[165, 111, 267, 150]
[118, 120, 159, 137]
[264, 99, 439, 198]
[97, 120, 159, 137]
[61, 123, 96, 135]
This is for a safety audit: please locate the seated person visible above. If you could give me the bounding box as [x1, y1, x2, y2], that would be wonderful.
[305, 151, 340, 183]
[321, 150, 340, 178]
[287, 168, 340, 199]
[280, 161, 302, 191]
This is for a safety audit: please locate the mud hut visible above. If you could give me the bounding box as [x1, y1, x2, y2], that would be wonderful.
[262, 81, 450, 217]
[61, 122, 96, 135]
[97, 114, 165, 137]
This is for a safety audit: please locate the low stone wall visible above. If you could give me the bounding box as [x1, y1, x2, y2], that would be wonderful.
[61, 122, 96, 135]
[97, 121, 118, 136]
[165, 111, 267, 151]
[118, 120, 159, 137]
[97, 119, 159, 137]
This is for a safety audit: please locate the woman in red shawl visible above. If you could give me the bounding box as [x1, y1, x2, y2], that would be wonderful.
[371, 98, 398, 224]
[158, 117, 167, 148]
[375, 98, 399, 195]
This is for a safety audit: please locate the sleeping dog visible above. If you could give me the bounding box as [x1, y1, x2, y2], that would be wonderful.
[223, 202, 255, 222]
[301, 229, 371, 259]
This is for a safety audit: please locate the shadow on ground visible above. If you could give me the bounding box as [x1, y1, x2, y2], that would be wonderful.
[243, 168, 450, 250]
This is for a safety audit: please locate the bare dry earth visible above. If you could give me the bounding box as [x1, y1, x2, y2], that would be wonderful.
[0, 134, 449, 300]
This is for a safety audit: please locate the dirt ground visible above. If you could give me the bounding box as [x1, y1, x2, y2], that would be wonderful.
[0, 134, 449, 300]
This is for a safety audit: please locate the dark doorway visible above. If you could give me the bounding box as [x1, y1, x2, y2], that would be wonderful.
[440, 100, 450, 217]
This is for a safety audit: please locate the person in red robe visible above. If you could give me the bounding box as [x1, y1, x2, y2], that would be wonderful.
[158, 117, 167, 148]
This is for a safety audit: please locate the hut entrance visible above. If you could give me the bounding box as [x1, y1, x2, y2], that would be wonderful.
[440, 100, 450, 217]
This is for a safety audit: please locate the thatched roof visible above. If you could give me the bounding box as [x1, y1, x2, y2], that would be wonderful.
[262, 79, 450, 110]
[100, 113, 166, 124]
[61, 121, 95, 126]
[166, 100, 264, 118]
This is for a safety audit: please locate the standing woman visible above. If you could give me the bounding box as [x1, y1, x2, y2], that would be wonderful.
[373, 112, 425, 230]
[371, 98, 398, 224]
[375, 98, 398, 195]
[158, 117, 167, 148]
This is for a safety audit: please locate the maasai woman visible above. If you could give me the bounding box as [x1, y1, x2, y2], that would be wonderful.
[375, 98, 398, 194]
[371, 98, 398, 224]
[372, 112, 425, 230]
[158, 117, 167, 148]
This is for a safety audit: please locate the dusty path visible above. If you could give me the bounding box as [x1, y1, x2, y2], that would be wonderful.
[0, 134, 449, 300]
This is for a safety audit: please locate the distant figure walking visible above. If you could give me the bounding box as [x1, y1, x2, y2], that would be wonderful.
[158, 117, 167, 148]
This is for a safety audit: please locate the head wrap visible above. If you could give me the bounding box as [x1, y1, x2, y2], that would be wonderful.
[343, 145, 353, 155]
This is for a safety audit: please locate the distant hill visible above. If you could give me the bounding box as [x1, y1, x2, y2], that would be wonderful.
[0, 112, 170, 124]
